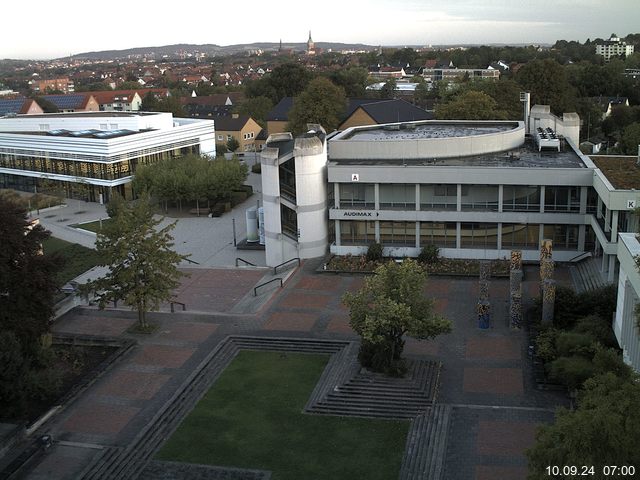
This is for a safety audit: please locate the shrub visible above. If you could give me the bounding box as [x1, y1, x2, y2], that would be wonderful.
[548, 356, 597, 390]
[251, 162, 262, 174]
[535, 327, 559, 363]
[554, 331, 598, 358]
[366, 242, 384, 262]
[417, 245, 440, 264]
[229, 190, 247, 206]
[358, 339, 408, 377]
[572, 315, 617, 348]
[591, 347, 633, 381]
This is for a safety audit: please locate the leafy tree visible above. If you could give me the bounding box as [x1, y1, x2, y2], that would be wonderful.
[527, 372, 640, 478]
[245, 63, 314, 104]
[34, 97, 59, 113]
[140, 91, 160, 111]
[413, 81, 431, 107]
[342, 260, 452, 375]
[379, 78, 397, 99]
[236, 95, 273, 128]
[436, 90, 507, 120]
[83, 195, 187, 329]
[287, 77, 346, 134]
[619, 122, 640, 155]
[226, 136, 240, 152]
[329, 66, 369, 97]
[516, 59, 577, 114]
[0, 195, 59, 355]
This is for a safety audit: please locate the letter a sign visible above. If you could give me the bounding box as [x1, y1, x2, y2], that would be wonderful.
[351, 173, 359, 182]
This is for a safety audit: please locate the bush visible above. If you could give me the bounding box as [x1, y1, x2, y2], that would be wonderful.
[417, 245, 440, 264]
[535, 327, 559, 363]
[572, 315, 617, 348]
[366, 242, 384, 262]
[216, 143, 228, 154]
[554, 331, 598, 358]
[229, 190, 247, 206]
[548, 356, 596, 390]
[251, 162, 262, 174]
[358, 339, 407, 377]
[591, 347, 633, 381]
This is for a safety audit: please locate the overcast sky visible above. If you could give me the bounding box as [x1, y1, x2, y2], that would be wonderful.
[3, 0, 639, 60]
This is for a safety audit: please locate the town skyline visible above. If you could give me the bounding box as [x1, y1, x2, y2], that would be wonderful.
[3, 0, 639, 60]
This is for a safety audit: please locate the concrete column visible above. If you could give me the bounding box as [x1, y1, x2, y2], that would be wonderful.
[334, 183, 340, 209]
[538, 224, 545, 248]
[578, 224, 586, 251]
[374, 183, 380, 210]
[334, 220, 341, 246]
[605, 207, 611, 233]
[375, 220, 380, 243]
[597, 196, 603, 219]
[608, 255, 616, 283]
[579, 186, 588, 214]
[539, 185, 545, 213]
[601, 252, 607, 273]
[457, 184, 462, 212]
[611, 210, 619, 242]
[456, 222, 461, 249]
[415, 184, 420, 212]
[498, 185, 504, 213]
[497, 223, 503, 250]
[415, 221, 420, 248]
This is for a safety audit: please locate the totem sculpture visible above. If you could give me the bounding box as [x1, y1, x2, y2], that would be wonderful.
[539, 239, 556, 324]
[510, 250, 523, 329]
[478, 261, 491, 328]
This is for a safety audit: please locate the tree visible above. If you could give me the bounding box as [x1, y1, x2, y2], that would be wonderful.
[379, 78, 397, 99]
[236, 95, 273, 128]
[527, 372, 640, 478]
[226, 136, 240, 152]
[436, 90, 508, 120]
[330, 67, 370, 97]
[83, 195, 187, 329]
[287, 77, 347, 134]
[140, 91, 160, 111]
[516, 59, 577, 114]
[342, 260, 452, 375]
[0, 195, 59, 354]
[34, 96, 59, 113]
[620, 122, 640, 155]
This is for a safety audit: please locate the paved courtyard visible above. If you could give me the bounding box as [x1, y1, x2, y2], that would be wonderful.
[16, 259, 570, 480]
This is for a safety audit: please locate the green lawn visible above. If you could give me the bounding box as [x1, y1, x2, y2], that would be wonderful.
[42, 237, 101, 286]
[71, 218, 114, 233]
[157, 351, 409, 480]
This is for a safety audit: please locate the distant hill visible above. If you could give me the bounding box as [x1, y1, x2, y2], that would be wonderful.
[67, 42, 377, 61]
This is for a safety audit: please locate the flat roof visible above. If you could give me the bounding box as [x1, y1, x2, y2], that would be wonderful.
[330, 138, 586, 169]
[591, 155, 640, 189]
[341, 122, 519, 141]
[7, 112, 161, 119]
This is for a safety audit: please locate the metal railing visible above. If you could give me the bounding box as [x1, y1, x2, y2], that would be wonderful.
[254, 278, 283, 296]
[236, 257, 256, 267]
[184, 257, 200, 265]
[170, 300, 186, 313]
[568, 251, 592, 263]
[273, 257, 300, 275]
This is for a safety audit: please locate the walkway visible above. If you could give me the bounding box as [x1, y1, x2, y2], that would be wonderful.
[15, 260, 570, 480]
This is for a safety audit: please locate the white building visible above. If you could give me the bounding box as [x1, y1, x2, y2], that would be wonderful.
[614, 233, 640, 372]
[595, 34, 635, 62]
[0, 111, 215, 202]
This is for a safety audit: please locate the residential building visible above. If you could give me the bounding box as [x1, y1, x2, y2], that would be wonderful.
[338, 99, 433, 130]
[0, 111, 215, 202]
[91, 90, 143, 111]
[182, 93, 245, 118]
[29, 77, 74, 94]
[41, 94, 100, 113]
[590, 96, 630, 119]
[596, 34, 634, 61]
[0, 98, 43, 116]
[266, 97, 295, 135]
[421, 67, 500, 82]
[214, 114, 262, 152]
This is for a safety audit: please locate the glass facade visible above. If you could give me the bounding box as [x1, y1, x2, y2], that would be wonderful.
[460, 223, 498, 249]
[544, 186, 580, 212]
[340, 220, 375, 245]
[501, 224, 540, 248]
[421, 184, 456, 210]
[503, 185, 541, 211]
[419, 222, 456, 247]
[379, 221, 416, 246]
[278, 158, 296, 203]
[461, 185, 499, 211]
[379, 184, 415, 210]
[281, 204, 298, 240]
[543, 225, 579, 250]
[339, 183, 374, 209]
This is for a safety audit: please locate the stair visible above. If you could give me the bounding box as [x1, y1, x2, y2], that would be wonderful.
[399, 404, 452, 480]
[570, 257, 608, 293]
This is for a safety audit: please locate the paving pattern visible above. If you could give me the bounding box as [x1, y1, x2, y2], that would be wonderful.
[16, 262, 572, 480]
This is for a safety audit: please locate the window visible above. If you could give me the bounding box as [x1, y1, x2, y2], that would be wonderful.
[502, 186, 540, 212]
[339, 183, 374, 209]
[217, 134, 223, 141]
[544, 186, 580, 212]
[543, 225, 579, 250]
[379, 221, 416, 246]
[421, 184, 457, 210]
[379, 184, 415, 210]
[461, 185, 499, 211]
[419, 222, 456, 247]
[227, 135, 232, 141]
[502, 224, 540, 248]
[460, 223, 498, 249]
[340, 220, 375, 245]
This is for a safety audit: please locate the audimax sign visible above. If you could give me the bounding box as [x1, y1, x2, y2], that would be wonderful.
[342, 210, 379, 217]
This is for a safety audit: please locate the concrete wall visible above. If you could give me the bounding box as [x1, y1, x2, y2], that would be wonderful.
[528, 105, 580, 146]
[615, 233, 640, 372]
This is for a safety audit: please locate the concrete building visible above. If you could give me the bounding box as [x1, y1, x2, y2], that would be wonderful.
[213, 114, 262, 152]
[29, 77, 74, 94]
[614, 233, 640, 373]
[421, 67, 500, 82]
[596, 34, 634, 62]
[91, 90, 143, 112]
[259, 106, 640, 282]
[0, 111, 215, 202]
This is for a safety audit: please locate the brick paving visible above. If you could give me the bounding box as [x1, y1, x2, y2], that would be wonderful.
[21, 259, 572, 480]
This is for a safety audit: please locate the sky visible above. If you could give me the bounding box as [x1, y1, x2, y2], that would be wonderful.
[2, 0, 639, 60]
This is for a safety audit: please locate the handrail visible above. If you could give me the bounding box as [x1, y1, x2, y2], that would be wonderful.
[568, 251, 592, 263]
[184, 257, 200, 265]
[273, 257, 300, 275]
[170, 300, 186, 313]
[254, 278, 283, 296]
[236, 257, 256, 267]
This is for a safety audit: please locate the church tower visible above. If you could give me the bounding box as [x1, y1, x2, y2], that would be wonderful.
[307, 31, 315, 55]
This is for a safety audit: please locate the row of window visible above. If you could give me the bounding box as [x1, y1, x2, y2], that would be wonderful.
[337, 184, 586, 213]
[338, 220, 580, 250]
